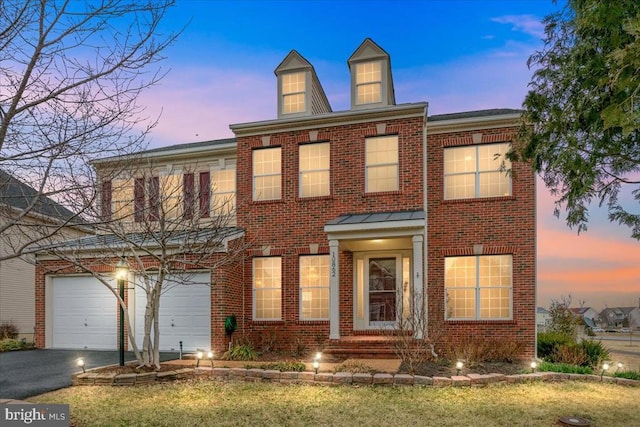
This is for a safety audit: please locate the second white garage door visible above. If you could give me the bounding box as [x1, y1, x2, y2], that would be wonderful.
[134, 272, 211, 352]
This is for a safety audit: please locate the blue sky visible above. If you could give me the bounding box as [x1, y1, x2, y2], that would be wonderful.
[137, 0, 640, 310]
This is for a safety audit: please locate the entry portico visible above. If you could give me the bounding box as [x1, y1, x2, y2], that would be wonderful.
[324, 210, 425, 340]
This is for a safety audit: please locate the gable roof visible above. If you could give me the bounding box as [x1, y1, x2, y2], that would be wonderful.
[0, 169, 78, 223]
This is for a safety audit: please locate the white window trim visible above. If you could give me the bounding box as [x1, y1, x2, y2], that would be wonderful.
[444, 143, 512, 200]
[444, 255, 513, 321]
[280, 71, 308, 116]
[299, 142, 330, 198]
[211, 164, 236, 216]
[252, 147, 282, 201]
[355, 61, 382, 106]
[365, 135, 399, 193]
[253, 257, 282, 321]
[299, 255, 330, 321]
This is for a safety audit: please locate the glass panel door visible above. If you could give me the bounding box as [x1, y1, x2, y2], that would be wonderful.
[368, 257, 397, 325]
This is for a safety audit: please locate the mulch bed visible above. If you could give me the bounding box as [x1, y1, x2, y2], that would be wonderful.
[404, 360, 528, 377]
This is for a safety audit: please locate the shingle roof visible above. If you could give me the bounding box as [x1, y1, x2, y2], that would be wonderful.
[428, 108, 521, 122]
[0, 169, 78, 222]
[34, 227, 244, 253]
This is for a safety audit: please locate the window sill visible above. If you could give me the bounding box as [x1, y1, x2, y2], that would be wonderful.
[296, 195, 332, 202]
[363, 190, 401, 197]
[446, 319, 515, 325]
[251, 199, 284, 205]
[442, 195, 514, 204]
[251, 320, 285, 325]
[297, 320, 329, 325]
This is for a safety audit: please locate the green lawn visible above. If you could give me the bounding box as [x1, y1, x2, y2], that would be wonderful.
[32, 379, 639, 426]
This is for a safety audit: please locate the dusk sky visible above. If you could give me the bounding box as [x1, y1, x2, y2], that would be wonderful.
[136, 0, 639, 311]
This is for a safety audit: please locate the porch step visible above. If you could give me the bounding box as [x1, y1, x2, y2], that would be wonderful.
[322, 336, 403, 360]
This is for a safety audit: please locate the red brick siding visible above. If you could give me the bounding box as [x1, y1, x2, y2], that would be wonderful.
[236, 117, 425, 349]
[426, 127, 536, 358]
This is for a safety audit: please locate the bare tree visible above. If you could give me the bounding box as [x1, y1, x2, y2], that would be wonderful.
[38, 160, 246, 368]
[0, 0, 179, 261]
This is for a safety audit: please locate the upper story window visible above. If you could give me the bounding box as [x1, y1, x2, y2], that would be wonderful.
[299, 255, 330, 320]
[212, 168, 236, 215]
[282, 72, 306, 114]
[355, 61, 382, 105]
[253, 147, 282, 201]
[299, 142, 330, 198]
[253, 257, 282, 320]
[444, 143, 511, 200]
[365, 135, 398, 193]
[445, 255, 512, 320]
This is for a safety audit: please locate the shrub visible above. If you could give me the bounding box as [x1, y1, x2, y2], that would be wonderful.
[249, 362, 306, 372]
[549, 343, 587, 366]
[614, 371, 640, 381]
[223, 343, 259, 361]
[538, 361, 593, 375]
[580, 339, 610, 368]
[0, 339, 25, 352]
[332, 361, 379, 374]
[442, 338, 525, 365]
[0, 323, 18, 340]
[537, 331, 573, 359]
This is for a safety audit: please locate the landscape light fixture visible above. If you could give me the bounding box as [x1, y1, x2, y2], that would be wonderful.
[196, 351, 204, 368]
[456, 361, 464, 376]
[77, 358, 86, 373]
[115, 257, 129, 367]
[207, 351, 214, 368]
[313, 352, 322, 374]
[601, 362, 610, 381]
[616, 362, 623, 373]
[530, 361, 537, 373]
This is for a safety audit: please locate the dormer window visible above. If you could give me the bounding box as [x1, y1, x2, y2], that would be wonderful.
[282, 72, 306, 114]
[348, 38, 395, 110]
[355, 61, 382, 105]
[275, 50, 331, 119]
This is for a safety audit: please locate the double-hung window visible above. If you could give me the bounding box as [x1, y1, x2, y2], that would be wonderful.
[444, 255, 512, 320]
[253, 257, 282, 320]
[444, 143, 511, 199]
[299, 142, 330, 198]
[365, 135, 398, 193]
[212, 168, 236, 215]
[355, 61, 382, 105]
[282, 72, 306, 114]
[253, 147, 281, 201]
[299, 255, 330, 320]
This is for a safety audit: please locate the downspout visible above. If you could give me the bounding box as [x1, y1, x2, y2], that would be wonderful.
[423, 103, 429, 342]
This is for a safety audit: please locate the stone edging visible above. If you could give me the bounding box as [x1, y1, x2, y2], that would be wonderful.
[72, 368, 640, 388]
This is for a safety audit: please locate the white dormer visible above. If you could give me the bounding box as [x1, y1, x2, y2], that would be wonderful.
[274, 50, 332, 119]
[348, 38, 395, 110]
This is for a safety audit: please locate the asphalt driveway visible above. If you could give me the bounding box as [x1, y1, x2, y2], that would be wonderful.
[0, 349, 178, 400]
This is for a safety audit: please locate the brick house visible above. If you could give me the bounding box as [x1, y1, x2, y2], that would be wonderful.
[34, 39, 536, 358]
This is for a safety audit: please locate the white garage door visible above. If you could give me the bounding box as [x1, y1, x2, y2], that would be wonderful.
[52, 276, 117, 350]
[135, 272, 211, 352]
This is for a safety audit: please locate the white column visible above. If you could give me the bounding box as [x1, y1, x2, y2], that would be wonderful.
[329, 239, 340, 340]
[412, 235, 424, 339]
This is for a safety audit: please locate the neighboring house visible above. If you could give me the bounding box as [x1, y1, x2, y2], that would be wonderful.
[536, 307, 551, 331]
[599, 307, 636, 329]
[34, 39, 537, 358]
[0, 169, 88, 341]
[628, 305, 640, 330]
[569, 307, 600, 329]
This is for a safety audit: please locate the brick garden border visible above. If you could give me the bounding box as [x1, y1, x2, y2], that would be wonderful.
[72, 368, 640, 388]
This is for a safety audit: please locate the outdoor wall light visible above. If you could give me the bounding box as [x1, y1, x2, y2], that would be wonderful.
[77, 358, 86, 373]
[196, 351, 204, 367]
[456, 361, 464, 375]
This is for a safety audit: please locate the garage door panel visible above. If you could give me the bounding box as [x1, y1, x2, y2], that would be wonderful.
[52, 276, 117, 350]
[135, 273, 211, 352]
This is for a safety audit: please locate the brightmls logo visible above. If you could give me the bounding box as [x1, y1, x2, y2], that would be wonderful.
[1, 404, 69, 426]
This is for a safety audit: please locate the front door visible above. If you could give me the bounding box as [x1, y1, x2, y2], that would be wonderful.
[368, 257, 399, 327]
[354, 253, 411, 330]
